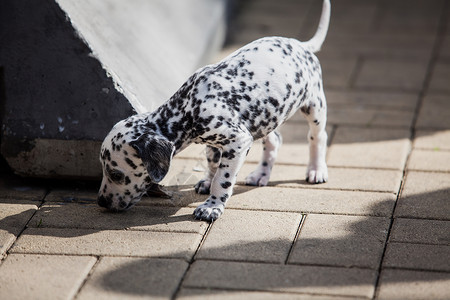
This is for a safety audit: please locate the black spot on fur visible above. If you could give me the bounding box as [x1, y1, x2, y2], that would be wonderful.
[221, 181, 232, 189]
[125, 157, 138, 170]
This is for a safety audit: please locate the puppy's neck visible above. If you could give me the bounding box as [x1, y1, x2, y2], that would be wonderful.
[143, 78, 197, 154]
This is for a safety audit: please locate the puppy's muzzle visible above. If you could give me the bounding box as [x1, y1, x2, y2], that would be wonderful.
[97, 195, 111, 209]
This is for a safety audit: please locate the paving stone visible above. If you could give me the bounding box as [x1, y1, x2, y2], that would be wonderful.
[395, 171, 450, 219]
[320, 0, 381, 38]
[0, 203, 38, 257]
[77, 257, 188, 300]
[414, 129, 450, 150]
[375, 0, 443, 36]
[377, 269, 450, 300]
[321, 34, 435, 60]
[289, 214, 389, 269]
[354, 58, 428, 91]
[237, 164, 403, 194]
[390, 218, 450, 245]
[177, 287, 356, 300]
[416, 94, 450, 129]
[249, 142, 310, 166]
[183, 260, 377, 298]
[327, 127, 411, 170]
[429, 60, 450, 93]
[226, 186, 396, 216]
[160, 158, 206, 188]
[0, 253, 96, 300]
[140, 185, 205, 208]
[320, 57, 358, 88]
[441, 34, 450, 59]
[0, 203, 38, 230]
[408, 149, 450, 172]
[325, 90, 419, 110]
[178, 123, 312, 166]
[166, 154, 403, 195]
[197, 210, 301, 263]
[383, 242, 450, 272]
[10, 227, 202, 260]
[326, 107, 414, 128]
[29, 203, 207, 234]
[0, 231, 16, 259]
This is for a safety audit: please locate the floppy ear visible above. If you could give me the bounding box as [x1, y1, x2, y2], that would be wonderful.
[130, 134, 175, 183]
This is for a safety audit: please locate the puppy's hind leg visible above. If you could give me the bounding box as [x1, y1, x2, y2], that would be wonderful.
[245, 130, 282, 186]
[301, 93, 328, 184]
[195, 146, 221, 194]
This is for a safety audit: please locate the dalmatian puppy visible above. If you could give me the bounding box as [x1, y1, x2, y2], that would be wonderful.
[98, 0, 331, 221]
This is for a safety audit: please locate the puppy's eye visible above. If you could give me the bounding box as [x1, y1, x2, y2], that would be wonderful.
[109, 170, 124, 182]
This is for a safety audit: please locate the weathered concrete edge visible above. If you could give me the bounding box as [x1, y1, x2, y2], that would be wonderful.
[1, 0, 229, 179]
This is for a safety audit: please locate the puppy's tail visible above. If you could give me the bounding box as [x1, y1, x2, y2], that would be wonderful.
[303, 0, 331, 53]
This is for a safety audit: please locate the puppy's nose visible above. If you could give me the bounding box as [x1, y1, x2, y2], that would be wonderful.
[97, 195, 110, 208]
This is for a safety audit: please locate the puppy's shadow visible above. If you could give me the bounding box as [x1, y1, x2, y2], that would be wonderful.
[141, 183, 259, 208]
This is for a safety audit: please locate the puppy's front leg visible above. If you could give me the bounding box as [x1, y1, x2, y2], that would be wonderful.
[194, 140, 252, 222]
[195, 146, 221, 194]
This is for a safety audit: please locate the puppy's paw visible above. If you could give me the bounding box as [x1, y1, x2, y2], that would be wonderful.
[306, 164, 328, 184]
[194, 179, 211, 194]
[245, 170, 270, 187]
[193, 201, 224, 222]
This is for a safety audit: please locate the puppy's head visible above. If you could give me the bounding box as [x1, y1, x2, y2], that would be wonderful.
[97, 119, 174, 211]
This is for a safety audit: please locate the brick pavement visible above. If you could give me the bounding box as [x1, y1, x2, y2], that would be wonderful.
[1, 0, 450, 299]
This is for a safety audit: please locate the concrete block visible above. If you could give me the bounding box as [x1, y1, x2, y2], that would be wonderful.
[289, 214, 390, 268]
[414, 129, 450, 150]
[390, 218, 450, 245]
[197, 209, 301, 263]
[377, 269, 450, 300]
[354, 58, 428, 92]
[226, 186, 396, 217]
[328, 127, 411, 170]
[384, 242, 450, 272]
[11, 227, 202, 260]
[55, 0, 228, 113]
[408, 149, 450, 172]
[395, 171, 450, 219]
[184, 260, 377, 298]
[29, 203, 207, 234]
[0, 0, 228, 178]
[0, 0, 134, 178]
[416, 94, 450, 129]
[77, 257, 188, 300]
[2, 140, 104, 179]
[0, 253, 96, 300]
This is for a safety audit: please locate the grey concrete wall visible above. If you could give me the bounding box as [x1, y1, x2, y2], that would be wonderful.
[57, 0, 228, 113]
[0, 0, 228, 178]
